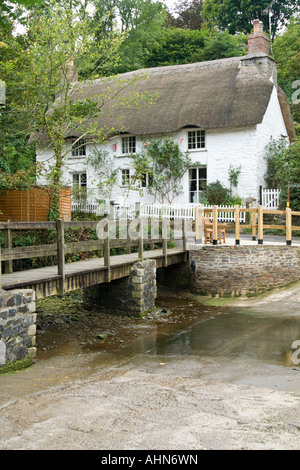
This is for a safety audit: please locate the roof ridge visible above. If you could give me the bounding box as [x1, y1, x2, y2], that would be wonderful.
[75, 56, 246, 89]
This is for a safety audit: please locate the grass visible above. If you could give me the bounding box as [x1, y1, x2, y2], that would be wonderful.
[0, 357, 33, 375]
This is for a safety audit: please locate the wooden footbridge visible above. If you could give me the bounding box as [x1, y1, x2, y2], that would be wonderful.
[1, 205, 299, 300]
[0, 218, 188, 299]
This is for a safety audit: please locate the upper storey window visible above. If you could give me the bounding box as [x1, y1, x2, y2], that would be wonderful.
[71, 138, 86, 157]
[122, 136, 136, 154]
[188, 130, 205, 150]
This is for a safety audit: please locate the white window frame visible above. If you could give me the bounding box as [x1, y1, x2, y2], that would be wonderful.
[71, 138, 86, 158]
[188, 129, 206, 150]
[121, 168, 130, 186]
[189, 166, 207, 203]
[72, 172, 87, 188]
[140, 172, 152, 188]
[122, 135, 136, 155]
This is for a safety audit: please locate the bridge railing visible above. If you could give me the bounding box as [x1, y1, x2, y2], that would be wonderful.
[195, 205, 300, 245]
[0, 218, 189, 290]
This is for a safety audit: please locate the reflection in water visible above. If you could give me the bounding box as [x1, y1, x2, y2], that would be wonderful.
[147, 309, 300, 368]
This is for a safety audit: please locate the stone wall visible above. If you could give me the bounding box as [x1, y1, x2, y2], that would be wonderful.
[189, 246, 300, 297]
[0, 289, 36, 366]
[83, 259, 157, 316]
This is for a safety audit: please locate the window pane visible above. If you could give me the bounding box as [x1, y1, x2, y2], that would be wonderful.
[72, 139, 86, 157]
[188, 130, 205, 149]
[80, 173, 87, 187]
[189, 166, 207, 202]
[122, 169, 130, 185]
[73, 174, 79, 184]
[189, 180, 197, 192]
[129, 136, 136, 153]
[189, 168, 197, 180]
[198, 167, 206, 179]
[122, 136, 136, 154]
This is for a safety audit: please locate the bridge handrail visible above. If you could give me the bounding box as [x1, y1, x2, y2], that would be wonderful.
[195, 205, 300, 245]
[0, 218, 189, 291]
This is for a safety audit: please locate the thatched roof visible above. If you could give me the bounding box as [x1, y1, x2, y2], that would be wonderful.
[37, 54, 296, 142]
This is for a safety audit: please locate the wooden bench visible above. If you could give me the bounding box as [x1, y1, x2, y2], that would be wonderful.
[204, 217, 226, 244]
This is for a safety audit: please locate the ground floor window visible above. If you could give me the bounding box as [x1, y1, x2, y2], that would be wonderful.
[121, 168, 130, 186]
[189, 166, 207, 203]
[140, 172, 153, 188]
[72, 172, 87, 198]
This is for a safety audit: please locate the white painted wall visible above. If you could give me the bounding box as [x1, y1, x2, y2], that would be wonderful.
[36, 86, 289, 207]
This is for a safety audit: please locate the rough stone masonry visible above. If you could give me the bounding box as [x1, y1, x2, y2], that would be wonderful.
[0, 289, 36, 366]
[83, 259, 157, 316]
[189, 245, 300, 297]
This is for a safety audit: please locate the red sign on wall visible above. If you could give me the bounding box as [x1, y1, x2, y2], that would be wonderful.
[113, 143, 117, 151]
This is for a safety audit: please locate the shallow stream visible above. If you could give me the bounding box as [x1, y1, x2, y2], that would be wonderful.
[36, 292, 300, 370]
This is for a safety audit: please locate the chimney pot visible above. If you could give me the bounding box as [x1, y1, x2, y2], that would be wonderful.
[259, 20, 264, 33]
[248, 19, 270, 55]
[253, 19, 260, 33]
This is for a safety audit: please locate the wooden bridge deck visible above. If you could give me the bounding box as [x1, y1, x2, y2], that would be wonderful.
[1, 247, 187, 299]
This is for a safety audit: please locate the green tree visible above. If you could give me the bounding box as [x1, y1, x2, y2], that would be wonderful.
[202, 0, 300, 38]
[167, 0, 204, 30]
[0, 18, 39, 193]
[144, 28, 247, 68]
[131, 137, 192, 203]
[202, 31, 247, 61]
[273, 16, 300, 133]
[3, 0, 152, 215]
[0, 0, 43, 31]
[145, 28, 208, 67]
[273, 17, 300, 97]
[93, 0, 167, 74]
[264, 136, 300, 210]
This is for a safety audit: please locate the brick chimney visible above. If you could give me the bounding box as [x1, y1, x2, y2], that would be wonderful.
[248, 19, 270, 55]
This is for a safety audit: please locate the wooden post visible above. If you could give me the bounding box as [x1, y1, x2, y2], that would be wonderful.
[257, 205, 263, 244]
[235, 205, 240, 245]
[104, 219, 111, 282]
[195, 206, 203, 243]
[212, 205, 218, 245]
[183, 219, 187, 252]
[4, 220, 13, 274]
[183, 219, 188, 262]
[251, 211, 257, 241]
[162, 219, 168, 266]
[138, 218, 144, 259]
[286, 207, 292, 245]
[56, 218, 65, 294]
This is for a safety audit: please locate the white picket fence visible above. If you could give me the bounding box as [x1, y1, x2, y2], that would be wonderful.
[72, 195, 281, 222]
[114, 205, 136, 220]
[262, 189, 281, 210]
[140, 203, 195, 220]
[140, 203, 246, 223]
[71, 199, 109, 216]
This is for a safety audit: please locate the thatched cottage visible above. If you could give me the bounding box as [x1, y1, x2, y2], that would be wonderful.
[36, 20, 295, 208]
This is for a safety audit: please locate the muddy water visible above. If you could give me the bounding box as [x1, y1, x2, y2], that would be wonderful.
[36, 293, 300, 370]
[146, 308, 300, 368]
